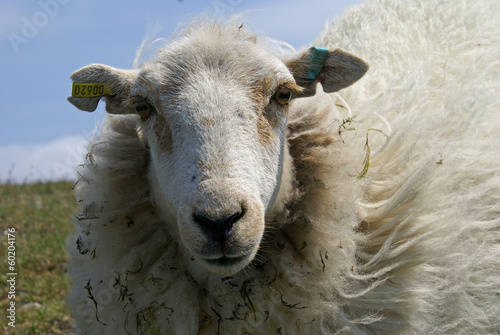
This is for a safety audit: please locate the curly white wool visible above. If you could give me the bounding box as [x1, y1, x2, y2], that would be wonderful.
[67, 0, 500, 334]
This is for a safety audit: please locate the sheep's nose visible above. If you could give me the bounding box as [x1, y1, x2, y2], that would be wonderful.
[193, 210, 244, 243]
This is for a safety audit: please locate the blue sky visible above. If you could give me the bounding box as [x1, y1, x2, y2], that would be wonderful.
[0, 0, 360, 183]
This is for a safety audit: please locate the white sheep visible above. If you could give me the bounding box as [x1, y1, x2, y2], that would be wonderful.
[67, 0, 500, 333]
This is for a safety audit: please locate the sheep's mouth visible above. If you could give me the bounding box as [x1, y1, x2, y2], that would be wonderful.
[204, 255, 246, 266]
[199, 255, 251, 275]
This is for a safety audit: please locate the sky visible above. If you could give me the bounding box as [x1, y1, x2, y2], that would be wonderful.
[0, 0, 361, 183]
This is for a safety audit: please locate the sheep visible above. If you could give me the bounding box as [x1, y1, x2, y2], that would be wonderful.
[66, 0, 500, 333]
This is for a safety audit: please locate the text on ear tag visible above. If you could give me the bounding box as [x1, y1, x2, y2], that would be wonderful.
[72, 83, 113, 98]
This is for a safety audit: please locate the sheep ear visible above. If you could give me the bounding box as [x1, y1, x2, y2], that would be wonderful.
[287, 47, 368, 98]
[68, 64, 139, 113]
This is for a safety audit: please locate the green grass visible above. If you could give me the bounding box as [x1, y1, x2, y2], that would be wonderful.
[0, 182, 78, 334]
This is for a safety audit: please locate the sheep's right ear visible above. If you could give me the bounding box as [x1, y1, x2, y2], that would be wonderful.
[68, 64, 139, 113]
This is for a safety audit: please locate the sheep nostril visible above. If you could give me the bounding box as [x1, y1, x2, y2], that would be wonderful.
[193, 210, 244, 243]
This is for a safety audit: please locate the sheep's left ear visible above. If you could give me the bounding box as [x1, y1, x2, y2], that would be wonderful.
[286, 47, 368, 97]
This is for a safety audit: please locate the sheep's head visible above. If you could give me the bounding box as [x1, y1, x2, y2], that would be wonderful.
[68, 24, 368, 276]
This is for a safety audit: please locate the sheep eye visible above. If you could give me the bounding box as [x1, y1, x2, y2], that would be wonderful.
[274, 88, 292, 105]
[134, 101, 152, 118]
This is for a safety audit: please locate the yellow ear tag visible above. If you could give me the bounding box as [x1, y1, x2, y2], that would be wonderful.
[72, 83, 113, 98]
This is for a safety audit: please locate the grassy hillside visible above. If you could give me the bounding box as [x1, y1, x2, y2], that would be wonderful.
[0, 182, 78, 334]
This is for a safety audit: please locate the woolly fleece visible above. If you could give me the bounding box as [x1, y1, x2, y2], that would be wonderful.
[67, 0, 500, 333]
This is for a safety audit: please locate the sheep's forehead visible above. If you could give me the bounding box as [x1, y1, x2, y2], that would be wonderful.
[138, 32, 293, 103]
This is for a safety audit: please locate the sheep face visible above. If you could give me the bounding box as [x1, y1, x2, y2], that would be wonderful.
[68, 25, 368, 276]
[136, 38, 299, 276]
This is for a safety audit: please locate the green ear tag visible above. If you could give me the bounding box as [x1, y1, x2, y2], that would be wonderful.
[72, 83, 113, 98]
[306, 46, 329, 82]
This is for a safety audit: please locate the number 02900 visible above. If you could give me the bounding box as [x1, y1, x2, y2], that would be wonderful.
[72, 83, 111, 98]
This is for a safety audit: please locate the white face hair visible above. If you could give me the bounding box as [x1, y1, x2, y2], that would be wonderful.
[139, 41, 296, 276]
[68, 23, 368, 276]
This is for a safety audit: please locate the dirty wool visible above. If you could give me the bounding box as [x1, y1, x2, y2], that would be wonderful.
[67, 0, 500, 333]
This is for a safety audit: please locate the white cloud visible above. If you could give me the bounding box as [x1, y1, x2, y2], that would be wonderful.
[0, 135, 88, 184]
